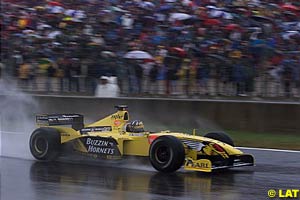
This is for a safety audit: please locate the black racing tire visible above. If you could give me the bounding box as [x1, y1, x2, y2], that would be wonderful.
[149, 136, 185, 173]
[29, 127, 61, 161]
[204, 132, 234, 146]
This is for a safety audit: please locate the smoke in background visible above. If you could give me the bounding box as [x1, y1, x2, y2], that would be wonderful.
[131, 102, 222, 135]
[0, 78, 39, 159]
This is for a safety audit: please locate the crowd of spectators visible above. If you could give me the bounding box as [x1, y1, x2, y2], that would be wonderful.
[1, 0, 300, 98]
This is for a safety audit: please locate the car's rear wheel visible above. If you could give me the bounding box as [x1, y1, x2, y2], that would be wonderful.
[29, 127, 61, 161]
[204, 132, 234, 146]
[149, 136, 185, 173]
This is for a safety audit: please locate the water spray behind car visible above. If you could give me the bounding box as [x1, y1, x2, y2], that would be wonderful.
[0, 78, 39, 159]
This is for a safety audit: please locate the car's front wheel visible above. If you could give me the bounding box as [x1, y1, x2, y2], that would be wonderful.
[29, 127, 61, 161]
[149, 136, 185, 173]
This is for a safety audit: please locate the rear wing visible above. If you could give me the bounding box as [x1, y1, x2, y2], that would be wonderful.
[36, 114, 84, 130]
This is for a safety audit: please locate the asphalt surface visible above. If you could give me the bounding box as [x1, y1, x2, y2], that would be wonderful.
[1, 149, 299, 200]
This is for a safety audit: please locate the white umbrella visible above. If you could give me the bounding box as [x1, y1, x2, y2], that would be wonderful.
[112, 6, 128, 13]
[47, 31, 62, 39]
[124, 51, 153, 59]
[101, 51, 116, 58]
[50, 6, 64, 14]
[23, 29, 35, 34]
[222, 12, 233, 20]
[296, 22, 300, 30]
[209, 9, 223, 18]
[37, 24, 52, 30]
[169, 13, 192, 22]
[282, 31, 300, 40]
[65, 9, 76, 16]
[206, 5, 217, 9]
[140, 1, 155, 8]
[28, 34, 42, 38]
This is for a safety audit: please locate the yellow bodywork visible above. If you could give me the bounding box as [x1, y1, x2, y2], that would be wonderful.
[37, 108, 253, 172]
[46, 109, 152, 156]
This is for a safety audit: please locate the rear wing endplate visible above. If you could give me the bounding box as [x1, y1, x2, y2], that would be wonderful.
[36, 114, 84, 130]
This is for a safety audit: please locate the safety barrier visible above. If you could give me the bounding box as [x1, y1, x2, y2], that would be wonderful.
[0, 95, 296, 134]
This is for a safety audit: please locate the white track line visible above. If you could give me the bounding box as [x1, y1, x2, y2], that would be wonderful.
[238, 147, 300, 153]
[0, 131, 24, 135]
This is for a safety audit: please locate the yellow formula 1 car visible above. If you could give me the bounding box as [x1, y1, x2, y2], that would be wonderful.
[29, 105, 254, 173]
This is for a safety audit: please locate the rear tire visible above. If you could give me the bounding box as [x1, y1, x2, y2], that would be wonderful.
[204, 132, 234, 146]
[149, 136, 185, 173]
[29, 127, 61, 161]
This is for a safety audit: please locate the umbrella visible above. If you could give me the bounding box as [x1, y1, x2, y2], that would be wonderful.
[37, 24, 52, 30]
[222, 12, 234, 19]
[124, 51, 153, 59]
[224, 24, 241, 31]
[169, 47, 186, 57]
[101, 51, 116, 58]
[209, 9, 223, 18]
[48, 1, 63, 7]
[139, 1, 155, 8]
[38, 58, 53, 70]
[157, 5, 173, 12]
[64, 9, 76, 16]
[47, 31, 61, 39]
[169, 13, 192, 21]
[268, 3, 280, 10]
[50, 6, 64, 14]
[34, 6, 45, 10]
[283, 11, 297, 17]
[111, 6, 128, 13]
[143, 16, 156, 21]
[235, 8, 247, 13]
[204, 19, 221, 26]
[28, 34, 42, 39]
[23, 29, 35, 34]
[281, 4, 299, 12]
[52, 42, 62, 46]
[250, 15, 274, 24]
[282, 31, 300, 40]
[63, 17, 75, 23]
[26, 8, 35, 11]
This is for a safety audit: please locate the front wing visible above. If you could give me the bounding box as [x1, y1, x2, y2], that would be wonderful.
[184, 154, 254, 172]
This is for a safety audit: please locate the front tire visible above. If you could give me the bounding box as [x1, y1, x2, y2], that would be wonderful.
[29, 127, 61, 161]
[204, 132, 234, 146]
[149, 136, 185, 173]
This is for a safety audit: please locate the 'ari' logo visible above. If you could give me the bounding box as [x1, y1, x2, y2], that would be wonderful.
[185, 159, 209, 168]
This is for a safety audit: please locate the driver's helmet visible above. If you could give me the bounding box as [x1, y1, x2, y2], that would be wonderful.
[126, 120, 144, 132]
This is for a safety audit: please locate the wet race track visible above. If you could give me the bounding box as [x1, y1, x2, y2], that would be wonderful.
[1, 148, 300, 200]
